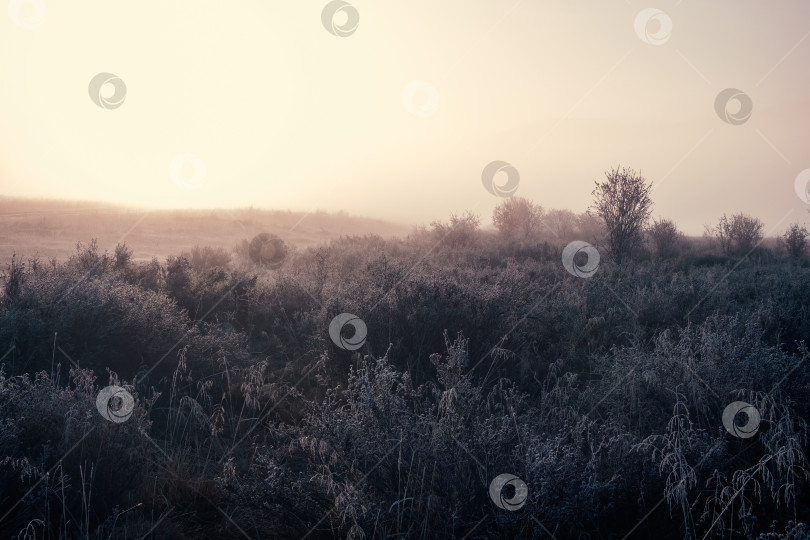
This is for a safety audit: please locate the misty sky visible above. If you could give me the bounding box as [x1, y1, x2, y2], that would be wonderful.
[2, 1, 810, 234]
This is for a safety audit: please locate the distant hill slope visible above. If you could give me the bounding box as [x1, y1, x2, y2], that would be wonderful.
[0, 197, 413, 261]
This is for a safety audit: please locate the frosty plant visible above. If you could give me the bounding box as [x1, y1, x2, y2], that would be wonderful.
[590, 166, 653, 264]
[780, 223, 808, 259]
[492, 197, 543, 240]
[647, 217, 682, 259]
[709, 213, 764, 255]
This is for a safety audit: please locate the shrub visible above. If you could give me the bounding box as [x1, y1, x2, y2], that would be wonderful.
[780, 223, 808, 259]
[2, 254, 25, 302]
[429, 211, 481, 249]
[182, 245, 232, 273]
[130, 256, 164, 291]
[647, 217, 682, 259]
[590, 166, 653, 264]
[113, 242, 132, 271]
[68, 239, 111, 275]
[0, 367, 155, 537]
[492, 197, 544, 239]
[544, 208, 578, 240]
[576, 211, 606, 245]
[2, 212, 810, 538]
[711, 213, 765, 256]
[164, 255, 194, 310]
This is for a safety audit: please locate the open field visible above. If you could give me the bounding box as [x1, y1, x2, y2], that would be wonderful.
[0, 197, 413, 262]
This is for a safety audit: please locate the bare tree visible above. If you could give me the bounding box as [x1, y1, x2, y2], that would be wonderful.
[780, 223, 808, 259]
[545, 209, 578, 239]
[730, 213, 764, 253]
[647, 218, 682, 259]
[576, 212, 606, 244]
[710, 213, 764, 255]
[706, 215, 732, 255]
[492, 197, 543, 239]
[590, 166, 653, 264]
[431, 211, 481, 248]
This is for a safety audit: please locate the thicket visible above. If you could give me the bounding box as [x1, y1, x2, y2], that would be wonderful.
[1, 222, 809, 539]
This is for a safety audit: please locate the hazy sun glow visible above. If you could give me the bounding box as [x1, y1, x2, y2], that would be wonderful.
[2, 1, 810, 233]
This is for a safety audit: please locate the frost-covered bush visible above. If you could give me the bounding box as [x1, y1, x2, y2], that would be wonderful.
[1, 231, 810, 538]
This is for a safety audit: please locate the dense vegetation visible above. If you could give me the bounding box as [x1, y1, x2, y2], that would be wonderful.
[1, 199, 810, 538]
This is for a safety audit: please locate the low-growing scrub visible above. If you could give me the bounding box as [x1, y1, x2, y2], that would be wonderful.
[1, 228, 809, 538]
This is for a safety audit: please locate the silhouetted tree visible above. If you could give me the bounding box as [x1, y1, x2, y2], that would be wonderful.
[165, 255, 194, 309]
[544, 208, 578, 239]
[183, 245, 232, 273]
[590, 166, 653, 264]
[576, 212, 606, 244]
[780, 223, 808, 259]
[647, 218, 682, 259]
[711, 213, 764, 255]
[430, 211, 481, 248]
[492, 197, 543, 239]
[113, 243, 132, 271]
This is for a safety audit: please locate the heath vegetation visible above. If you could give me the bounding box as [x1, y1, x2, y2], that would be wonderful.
[1, 170, 810, 538]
